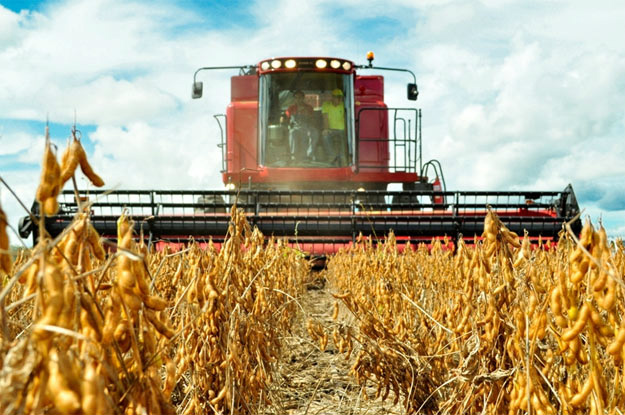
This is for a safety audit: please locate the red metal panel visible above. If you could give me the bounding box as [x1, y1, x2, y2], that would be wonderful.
[355, 75, 384, 99]
[224, 101, 258, 181]
[355, 76, 389, 171]
[223, 167, 417, 185]
[231, 75, 258, 101]
[223, 75, 259, 183]
[255, 166, 353, 182]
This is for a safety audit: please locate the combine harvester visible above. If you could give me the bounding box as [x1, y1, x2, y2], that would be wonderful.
[19, 53, 581, 254]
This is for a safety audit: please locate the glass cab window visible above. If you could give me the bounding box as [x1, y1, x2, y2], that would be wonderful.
[259, 71, 354, 168]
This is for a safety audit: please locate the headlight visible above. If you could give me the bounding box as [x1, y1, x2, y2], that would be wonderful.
[285, 59, 296, 69]
[261, 61, 270, 71]
[315, 59, 327, 69]
[225, 183, 236, 190]
[330, 60, 341, 69]
[342, 61, 352, 70]
[271, 59, 282, 69]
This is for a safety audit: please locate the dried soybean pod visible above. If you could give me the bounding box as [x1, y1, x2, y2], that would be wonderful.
[118, 269, 136, 290]
[86, 222, 106, 261]
[117, 213, 133, 243]
[59, 144, 71, 180]
[43, 259, 65, 294]
[171, 261, 183, 286]
[81, 362, 108, 415]
[42, 197, 59, 216]
[113, 319, 131, 353]
[592, 270, 608, 294]
[80, 293, 103, 340]
[502, 229, 521, 248]
[19, 261, 36, 285]
[46, 349, 82, 415]
[570, 260, 587, 283]
[598, 276, 616, 311]
[482, 211, 497, 242]
[63, 237, 80, 267]
[102, 288, 122, 340]
[210, 386, 227, 406]
[36, 138, 61, 202]
[0, 205, 11, 274]
[607, 325, 625, 356]
[569, 374, 594, 407]
[75, 139, 105, 187]
[133, 258, 151, 297]
[22, 262, 40, 295]
[58, 279, 77, 329]
[579, 220, 594, 247]
[60, 138, 80, 185]
[332, 301, 339, 320]
[550, 287, 568, 328]
[33, 292, 64, 341]
[596, 224, 609, 250]
[101, 312, 118, 345]
[163, 355, 176, 399]
[121, 286, 142, 311]
[145, 309, 175, 338]
[143, 295, 168, 311]
[557, 270, 571, 310]
[561, 303, 590, 342]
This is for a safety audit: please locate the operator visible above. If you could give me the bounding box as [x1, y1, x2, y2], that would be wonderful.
[321, 88, 347, 166]
[283, 90, 317, 163]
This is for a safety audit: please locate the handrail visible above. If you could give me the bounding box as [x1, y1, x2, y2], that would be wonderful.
[214, 114, 227, 173]
[355, 107, 420, 172]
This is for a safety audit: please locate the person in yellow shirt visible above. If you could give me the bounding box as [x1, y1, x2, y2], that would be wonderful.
[320, 88, 348, 166]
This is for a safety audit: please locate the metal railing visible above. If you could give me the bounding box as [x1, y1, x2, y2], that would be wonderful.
[355, 108, 421, 173]
[214, 114, 227, 173]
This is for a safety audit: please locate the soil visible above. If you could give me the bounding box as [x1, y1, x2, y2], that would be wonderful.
[263, 274, 405, 415]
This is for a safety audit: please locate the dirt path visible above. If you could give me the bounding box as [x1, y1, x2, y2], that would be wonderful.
[264, 275, 404, 415]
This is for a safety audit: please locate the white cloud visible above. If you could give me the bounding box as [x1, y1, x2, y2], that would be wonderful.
[0, 0, 204, 125]
[88, 111, 223, 190]
[413, 17, 625, 188]
[0, 131, 37, 155]
[0, 6, 22, 48]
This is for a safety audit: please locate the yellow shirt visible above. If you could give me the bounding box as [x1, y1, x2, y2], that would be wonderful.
[321, 101, 345, 130]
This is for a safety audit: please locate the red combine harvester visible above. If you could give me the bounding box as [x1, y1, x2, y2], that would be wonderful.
[19, 53, 581, 254]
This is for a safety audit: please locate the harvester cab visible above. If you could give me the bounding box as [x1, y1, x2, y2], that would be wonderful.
[191, 53, 427, 195]
[19, 53, 582, 254]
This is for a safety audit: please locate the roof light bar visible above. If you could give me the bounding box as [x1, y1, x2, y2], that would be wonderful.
[259, 58, 354, 72]
[315, 59, 327, 69]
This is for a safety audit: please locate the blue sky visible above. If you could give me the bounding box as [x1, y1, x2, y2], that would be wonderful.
[1, 0, 624, 245]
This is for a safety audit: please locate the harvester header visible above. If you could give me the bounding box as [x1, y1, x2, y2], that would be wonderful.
[19, 53, 582, 254]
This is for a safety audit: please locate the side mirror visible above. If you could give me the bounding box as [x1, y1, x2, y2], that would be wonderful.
[192, 81, 203, 99]
[407, 83, 418, 101]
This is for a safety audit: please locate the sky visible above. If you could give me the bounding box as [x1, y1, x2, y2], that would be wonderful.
[1, 0, 624, 246]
